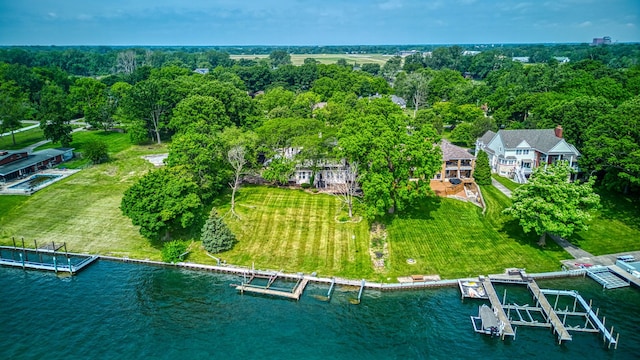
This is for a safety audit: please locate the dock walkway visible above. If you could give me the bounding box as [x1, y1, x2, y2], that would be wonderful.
[528, 281, 572, 343]
[608, 265, 640, 288]
[481, 279, 515, 339]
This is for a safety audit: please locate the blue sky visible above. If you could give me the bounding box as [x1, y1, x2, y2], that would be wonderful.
[0, 0, 638, 45]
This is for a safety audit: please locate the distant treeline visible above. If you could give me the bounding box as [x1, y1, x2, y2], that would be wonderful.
[0, 43, 638, 76]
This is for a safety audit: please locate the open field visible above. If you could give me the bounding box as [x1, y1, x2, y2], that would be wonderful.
[229, 53, 393, 66]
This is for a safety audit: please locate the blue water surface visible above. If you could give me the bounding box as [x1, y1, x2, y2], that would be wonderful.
[0, 261, 638, 360]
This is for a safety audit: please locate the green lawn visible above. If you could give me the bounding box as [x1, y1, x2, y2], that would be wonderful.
[568, 189, 640, 255]
[0, 127, 45, 150]
[492, 173, 522, 192]
[0, 141, 168, 259]
[213, 186, 373, 279]
[384, 185, 568, 279]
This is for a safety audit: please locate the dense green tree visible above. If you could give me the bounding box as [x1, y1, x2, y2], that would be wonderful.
[381, 56, 402, 82]
[83, 139, 109, 164]
[0, 81, 30, 145]
[166, 131, 228, 198]
[121, 78, 177, 144]
[395, 71, 431, 117]
[121, 166, 203, 240]
[503, 161, 600, 246]
[38, 84, 73, 147]
[339, 98, 442, 218]
[582, 96, 640, 193]
[169, 94, 230, 134]
[262, 157, 295, 185]
[269, 50, 292, 68]
[474, 150, 491, 185]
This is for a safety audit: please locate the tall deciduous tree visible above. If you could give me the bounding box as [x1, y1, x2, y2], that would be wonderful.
[395, 72, 431, 118]
[123, 78, 176, 144]
[582, 96, 640, 193]
[269, 50, 292, 69]
[0, 80, 30, 145]
[503, 161, 600, 246]
[121, 166, 202, 241]
[339, 98, 442, 219]
[38, 84, 73, 147]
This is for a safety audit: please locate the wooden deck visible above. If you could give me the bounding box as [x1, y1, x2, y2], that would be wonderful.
[481, 279, 515, 339]
[528, 281, 572, 343]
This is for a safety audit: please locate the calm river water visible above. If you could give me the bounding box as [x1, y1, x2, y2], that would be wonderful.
[1, 261, 638, 359]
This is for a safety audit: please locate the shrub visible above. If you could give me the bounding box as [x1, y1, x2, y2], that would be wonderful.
[301, 182, 311, 189]
[201, 211, 236, 254]
[161, 240, 187, 263]
[83, 139, 109, 164]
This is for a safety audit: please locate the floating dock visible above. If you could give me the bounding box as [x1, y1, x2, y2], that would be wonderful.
[586, 266, 630, 289]
[0, 243, 99, 275]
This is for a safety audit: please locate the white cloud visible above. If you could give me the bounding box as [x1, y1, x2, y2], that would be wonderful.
[627, 23, 636, 28]
[47, 12, 57, 18]
[578, 20, 592, 27]
[379, 0, 403, 10]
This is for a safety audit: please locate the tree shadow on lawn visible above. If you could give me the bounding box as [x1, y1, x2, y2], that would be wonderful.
[500, 217, 565, 255]
[389, 196, 442, 221]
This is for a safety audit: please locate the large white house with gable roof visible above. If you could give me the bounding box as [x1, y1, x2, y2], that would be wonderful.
[475, 126, 580, 183]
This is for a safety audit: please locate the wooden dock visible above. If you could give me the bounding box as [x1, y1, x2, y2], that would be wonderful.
[481, 279, 515, 339]
[527, 281, 572, 343]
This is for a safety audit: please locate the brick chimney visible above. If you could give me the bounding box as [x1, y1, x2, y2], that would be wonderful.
[555, 125, 563, 138]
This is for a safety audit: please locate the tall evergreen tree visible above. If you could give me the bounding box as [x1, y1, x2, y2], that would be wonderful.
[474, 150, 491, 185]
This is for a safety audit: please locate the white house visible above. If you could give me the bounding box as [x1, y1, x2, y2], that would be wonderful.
[272, 147, 356, 188]
[475, 126, 580, 183]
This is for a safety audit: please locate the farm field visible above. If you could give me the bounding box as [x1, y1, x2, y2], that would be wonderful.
[229, 53, 393, 66]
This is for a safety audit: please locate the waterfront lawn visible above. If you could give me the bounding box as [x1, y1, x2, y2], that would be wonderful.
[491, 173, 522, 192]
[0, 142, 168, 259]
[568, 189, 640, 255]
[213, 186, 374, 279]
[384, 185, 568, 279]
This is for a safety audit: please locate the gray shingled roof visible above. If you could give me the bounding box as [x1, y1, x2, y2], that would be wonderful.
[0, 148, 69, 176]
[440, 140, 474, 161]
[498, 129, 563, 153]
[478, 130, 496, 145]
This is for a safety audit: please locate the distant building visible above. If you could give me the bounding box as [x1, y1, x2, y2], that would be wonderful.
[193, 68, 209, 75]
[591, 36, 612, 46]
[462, 51, 481, 56]
[391, 95, 407, 109]
[553, 56, 570, 63]
[398, 50, 419, 57]
[512, 57, 530, 63]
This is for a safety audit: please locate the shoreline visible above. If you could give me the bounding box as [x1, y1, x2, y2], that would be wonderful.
[99, 254, 589, 291]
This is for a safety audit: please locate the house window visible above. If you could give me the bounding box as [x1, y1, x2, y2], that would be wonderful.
[523, 162, 531, 168]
